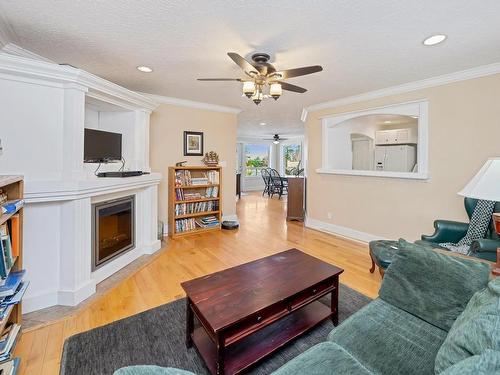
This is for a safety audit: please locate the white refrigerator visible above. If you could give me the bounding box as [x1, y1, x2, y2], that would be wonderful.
[374, 145, 416, 172]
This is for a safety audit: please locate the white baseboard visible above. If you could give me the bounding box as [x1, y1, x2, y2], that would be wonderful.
[305, 216, 386, 244]
[58, 279, 96, 307]
[23, 289, 59, 314]
[143, 239, 162, 254]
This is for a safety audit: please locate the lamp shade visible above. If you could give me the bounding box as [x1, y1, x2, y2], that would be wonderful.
[242, 81, 256, 98]
[269, 83, 282, 99]
[458, 157, 500, 201]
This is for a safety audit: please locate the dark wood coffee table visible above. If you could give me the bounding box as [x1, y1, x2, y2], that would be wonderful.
[181, 249, 344, 375]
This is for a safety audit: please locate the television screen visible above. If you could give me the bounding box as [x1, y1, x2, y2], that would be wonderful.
[84, 129, 122, 163]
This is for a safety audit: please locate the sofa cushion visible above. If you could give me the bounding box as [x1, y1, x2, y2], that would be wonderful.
[435, 278, 500, 373]
[271, 342, 372, 375]
[379, 239, 491, 331]
[113, 366, 196, 375]
[439, 350, 500, 375]
[327, 298, 447, 375]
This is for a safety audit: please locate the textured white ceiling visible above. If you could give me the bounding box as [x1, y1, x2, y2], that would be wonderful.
[2, 0, 500, 138]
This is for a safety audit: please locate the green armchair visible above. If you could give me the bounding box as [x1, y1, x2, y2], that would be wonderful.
[417, 197, 500, 262]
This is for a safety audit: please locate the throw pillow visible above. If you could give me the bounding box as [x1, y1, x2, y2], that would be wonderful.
[379, 239, 491, 331]
[439, 350, 500, 375]
[435, 278, 500, 373]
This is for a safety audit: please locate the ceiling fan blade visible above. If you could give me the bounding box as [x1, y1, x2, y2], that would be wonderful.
[275, 65, 323, 79]
[197, 78, 242, 81]
[227, 52, 261, 75]
[279, 81, 307, 93]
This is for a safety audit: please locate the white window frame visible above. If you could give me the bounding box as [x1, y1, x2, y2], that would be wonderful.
[317, 100, 429, 180]
[279, 138, 304, 177]
[243, 142, 272, 179]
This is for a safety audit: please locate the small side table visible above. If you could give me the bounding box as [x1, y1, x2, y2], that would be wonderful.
[491, 214, 500, 276]
[369, 240, 400, 277]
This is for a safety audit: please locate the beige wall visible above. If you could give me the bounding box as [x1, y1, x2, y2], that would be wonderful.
[150, 104, 238, 229]
[306, 73, 500, 241]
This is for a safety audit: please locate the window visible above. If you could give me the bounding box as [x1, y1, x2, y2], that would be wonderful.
[318, 100, 429, 180]
[282, 143, 302, 176]
[244, 144, 269, 177]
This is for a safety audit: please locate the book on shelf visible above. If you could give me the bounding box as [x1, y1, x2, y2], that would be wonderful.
[7, 216, 19, 258]
[175, 201, 218, 216]
[175, 218, 196, 233]
[0, 357, 19, 375]
[0, 323, 20, 360]
[174, 170, 219, 187]
[195, 215, 220, 228]
[175, 170, 192, 186]
[0, 271, 25, 298]
[0, 305, 13, 324]
[1, 281, 29, 306]
[1, 200, 23, 215]
[205, 186, 218, 198]
[0, 227, 15, 281]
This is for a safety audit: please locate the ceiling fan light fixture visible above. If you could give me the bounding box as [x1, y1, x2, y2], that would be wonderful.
[273, 140, 279, 144]
[242, 81, 256, 98]
[252, 87, 263, 105]
[269, 83, 282, 100]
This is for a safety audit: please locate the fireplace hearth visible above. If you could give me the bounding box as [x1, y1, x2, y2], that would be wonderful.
[92, 196, 135, 270]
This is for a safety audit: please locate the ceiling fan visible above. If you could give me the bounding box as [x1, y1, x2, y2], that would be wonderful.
[264, 134, 288, 144]
[198, 52, 323, 105]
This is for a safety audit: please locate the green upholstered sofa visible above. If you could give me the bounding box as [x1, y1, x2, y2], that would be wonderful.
[115, 241, 500, 375]
[416, 197, 500, 262]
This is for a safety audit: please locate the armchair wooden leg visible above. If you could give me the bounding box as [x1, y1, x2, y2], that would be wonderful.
[369, 252, 376, 273]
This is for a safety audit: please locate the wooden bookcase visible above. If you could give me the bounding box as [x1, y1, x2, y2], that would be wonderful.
[168, 166, 222, 238]
[0, 176, 24, 363]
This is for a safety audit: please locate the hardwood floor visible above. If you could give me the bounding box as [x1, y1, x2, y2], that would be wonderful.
[14, 192, 381, 374]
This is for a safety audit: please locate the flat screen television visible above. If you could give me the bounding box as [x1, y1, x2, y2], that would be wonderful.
[84, 128, 122, 163]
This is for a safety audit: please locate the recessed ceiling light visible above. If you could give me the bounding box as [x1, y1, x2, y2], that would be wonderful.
[384, 121, 392, 124]
[423, 34, 447, 46]
[137, 66, 153, 73]
[260, 122, 267, 126]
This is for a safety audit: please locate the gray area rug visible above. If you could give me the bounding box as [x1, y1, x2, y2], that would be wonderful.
[61, 284, 371, 375]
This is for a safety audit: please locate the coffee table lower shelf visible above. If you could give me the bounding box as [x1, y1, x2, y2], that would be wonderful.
[191, 300, 332, 375]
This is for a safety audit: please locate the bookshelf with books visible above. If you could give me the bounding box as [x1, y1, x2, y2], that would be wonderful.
[168, 166, 222, 238]
[0, 176, 27, 371]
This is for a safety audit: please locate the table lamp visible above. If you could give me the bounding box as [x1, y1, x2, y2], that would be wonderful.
[459, 157, 500, 276]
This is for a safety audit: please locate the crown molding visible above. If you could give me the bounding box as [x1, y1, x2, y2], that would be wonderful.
[0, 52, 158, 111]
[1, 43, 54, 63]
[141, 92, 242, 114]
[301, 61, 500, 121]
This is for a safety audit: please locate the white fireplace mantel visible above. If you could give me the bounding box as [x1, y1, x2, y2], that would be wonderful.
[0, 50, 163, 313]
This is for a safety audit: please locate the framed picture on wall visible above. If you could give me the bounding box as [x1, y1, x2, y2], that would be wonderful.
[183, 131, 204, 156]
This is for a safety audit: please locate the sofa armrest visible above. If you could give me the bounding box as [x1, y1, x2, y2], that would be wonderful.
[421, 220, 469, 244]
[470, 239, 499, 262]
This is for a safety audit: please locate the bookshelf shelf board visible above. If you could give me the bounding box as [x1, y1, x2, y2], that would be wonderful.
[175, 197, 220, 204]
[175, 184, 219, 189]
[173, 166, 220, 170]
[173, 225, 221, 238]
[175, 211, 220, 219]
[0, 176, 23, 188]
[0, 212, 17, 227]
